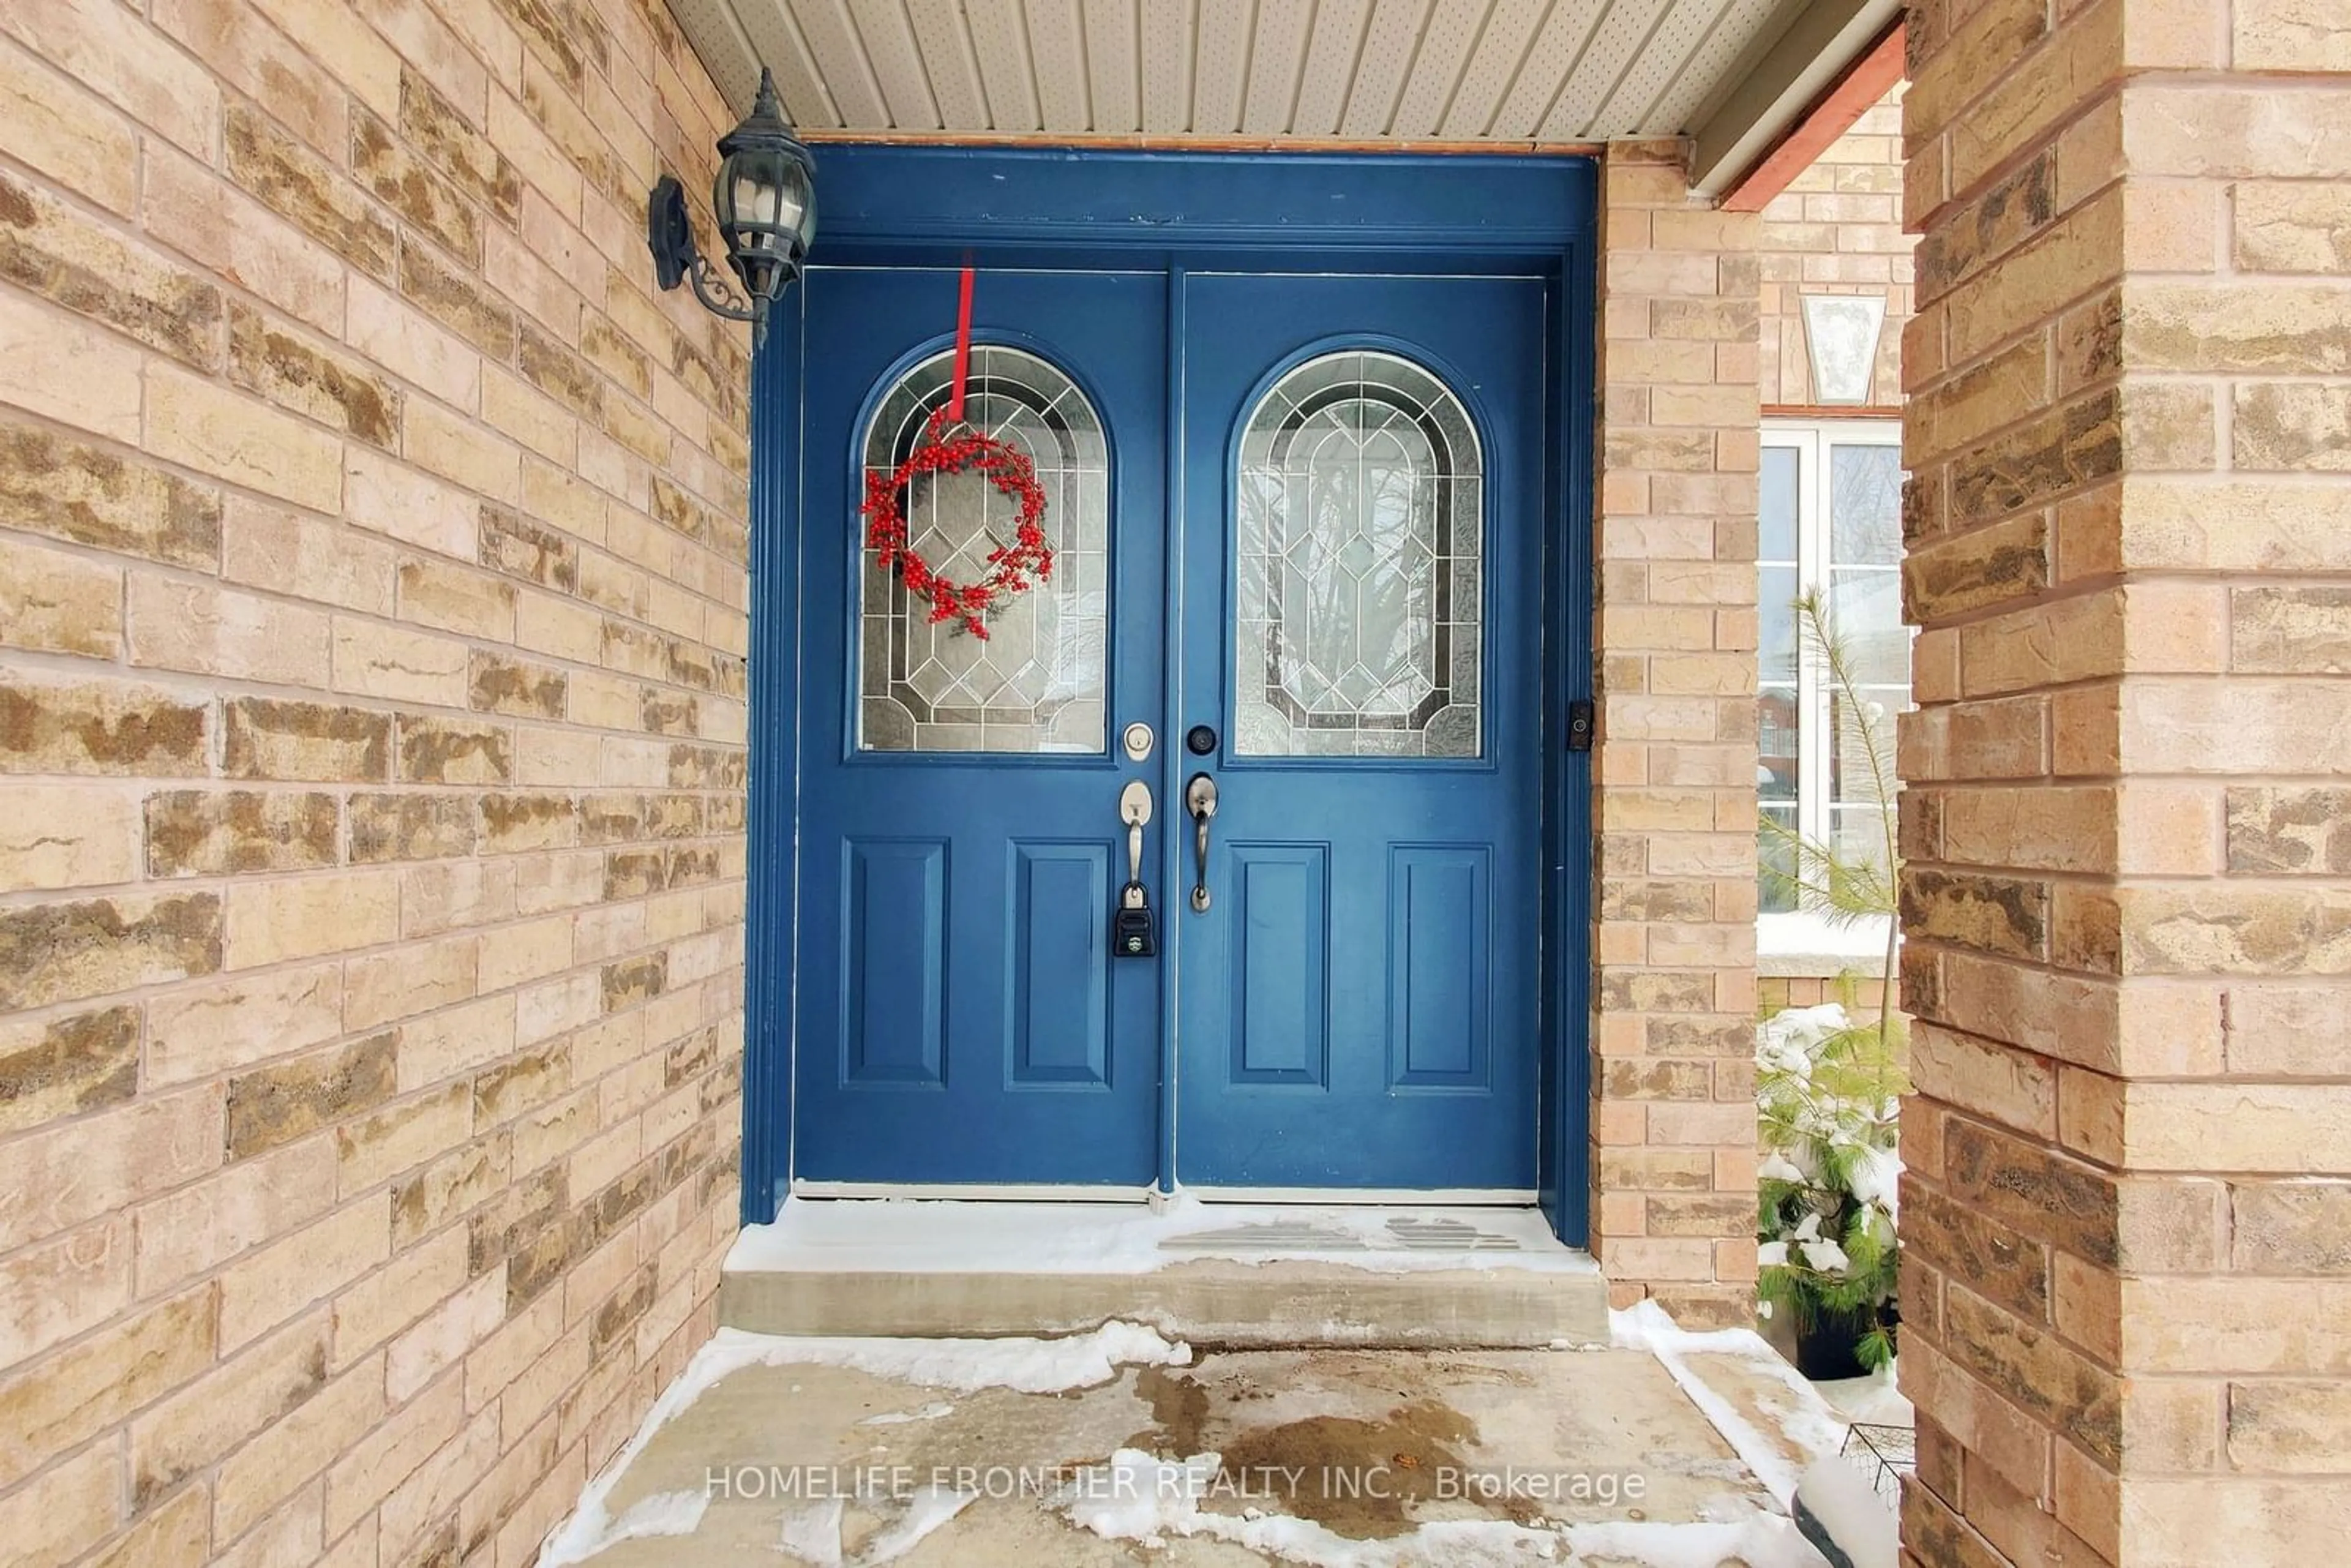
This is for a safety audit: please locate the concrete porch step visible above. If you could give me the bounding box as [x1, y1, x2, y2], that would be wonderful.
[718, 1199, 1611, 1347]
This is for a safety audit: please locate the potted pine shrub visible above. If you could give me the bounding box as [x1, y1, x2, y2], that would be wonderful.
[1757, 999, 1903, 1376]
[1756, 591, 1906, 1379]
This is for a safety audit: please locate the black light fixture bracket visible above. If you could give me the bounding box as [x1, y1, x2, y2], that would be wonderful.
[647, 175, 759, 324]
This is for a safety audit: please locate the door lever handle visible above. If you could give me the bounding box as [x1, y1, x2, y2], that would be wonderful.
[1184, 773, 1217, 913]
[1114, 780, 1157, 958]
[1119, 779, 1152, 886]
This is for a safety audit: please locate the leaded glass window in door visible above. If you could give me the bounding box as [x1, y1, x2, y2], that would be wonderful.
[858, 345, 1109, 753]
[1234, 351, 1484, 758]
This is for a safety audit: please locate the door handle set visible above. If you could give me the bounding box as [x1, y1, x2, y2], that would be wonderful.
[1113, 779, 1157, 957]
[1109, 741, 1217, 956]
[1185, 773, 1217, 913]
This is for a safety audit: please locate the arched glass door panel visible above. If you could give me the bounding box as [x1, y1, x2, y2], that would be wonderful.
[1233, 350, 1483, 759]
[858, 345, 1109, 754]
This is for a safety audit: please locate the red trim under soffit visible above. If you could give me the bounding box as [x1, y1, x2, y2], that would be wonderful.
[1719, 20, 1908, 216]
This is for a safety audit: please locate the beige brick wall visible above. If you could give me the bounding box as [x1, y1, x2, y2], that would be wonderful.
[1900, 0, 2351, 1562]
[0, 0, 750, 1563]
[1590, 141, 1762, 1329]
[1757, 974, 1889, 1015]
[1758, 83, 1914, 412]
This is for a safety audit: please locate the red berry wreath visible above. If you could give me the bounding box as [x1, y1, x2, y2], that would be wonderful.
[861, 406, 1054, 640]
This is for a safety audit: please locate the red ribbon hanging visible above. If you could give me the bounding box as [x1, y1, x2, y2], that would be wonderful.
[947, 263, 975, 424]
[861, 259, 1056, 640]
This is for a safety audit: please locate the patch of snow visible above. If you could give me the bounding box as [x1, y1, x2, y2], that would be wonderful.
[864, 1486, 980, 1562]
[1054, 1449, 1821, 1568]
[1815, 1364, 1911, 1427]
[1757, 1004, 1852, 1082]
[1569, 1517, 1828, 1568]
[1056, 1449, 1565, 1566]
[1758, 1152, 1807, 1185]
[1059, 1449, 1221, 1547]
[1682, 1348, 1854, 1480]
[1795, 1457, 1900, 1567]
[1610, 1299, 1772, 1356]
[722, 1319, 1188, 1394]
[1847, 1145, 1903, 1223]
[1797, 1237, 1851, 1273]
[1651, 1344, 1803, 1508]
[1611, 1299, 1853, 1507]
[534, 1322, 1186, 1566]
[777, 1497, 846, 1568]
[858, 1401, 956, 1426]
[538, 1488, 708, 1567]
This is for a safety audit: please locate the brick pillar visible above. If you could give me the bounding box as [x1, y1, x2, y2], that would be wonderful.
[1590, 141, 1762, 1328]
[1901, 2, 2351, 1561]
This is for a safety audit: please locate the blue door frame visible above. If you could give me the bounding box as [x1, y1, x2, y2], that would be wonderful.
[741, 146, 1599, 1242]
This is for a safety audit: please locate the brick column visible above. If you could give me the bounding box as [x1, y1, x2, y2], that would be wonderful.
[1590, 141, 1762, 1328]
[1901, 1, 2351, 1561]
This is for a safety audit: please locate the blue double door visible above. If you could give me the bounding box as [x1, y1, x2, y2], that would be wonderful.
[791, 260, 1550, 1193]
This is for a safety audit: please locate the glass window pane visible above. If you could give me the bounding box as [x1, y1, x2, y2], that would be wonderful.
[1759, 686, 1799, 802]
[1829, 568, 1908, 686]
[858, 345, 1108, 754]
[1761, 565, 1801, 684]
[1830, 803, 1894, 891]
[1828, 689, 1899, 809]
[1235, 351, 1483, 758]
[1760, 803, 1800, 916]
[1761, 445, 1799, 561]
[1830, 443, 1902, 566]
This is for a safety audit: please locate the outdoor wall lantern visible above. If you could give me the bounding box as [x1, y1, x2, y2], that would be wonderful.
[646, 67, 816, 347]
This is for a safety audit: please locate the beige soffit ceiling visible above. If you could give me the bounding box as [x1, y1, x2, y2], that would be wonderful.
[661, 0, 1865, 149]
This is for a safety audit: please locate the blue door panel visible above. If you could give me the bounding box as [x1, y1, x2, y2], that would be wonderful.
[1173, 272, 1547, 1190]
[790, 266, 1165, 1186]
[1009, 842, 1113, 1086]
[1390, 846, 1489, 1085]
[1231, 845, 1330, 1085]
[841, 839, 946, 1086]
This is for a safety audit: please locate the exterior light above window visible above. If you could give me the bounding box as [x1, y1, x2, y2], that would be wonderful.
[1798, 294, 1888, 406]
[647, 67, 816, 347]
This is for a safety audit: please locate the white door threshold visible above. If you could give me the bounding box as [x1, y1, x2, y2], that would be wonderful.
[790, 1180, 1160, 1202]
[788, 1181, 1536, 1206]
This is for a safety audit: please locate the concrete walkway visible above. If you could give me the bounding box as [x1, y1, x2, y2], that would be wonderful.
[535, 1316, 1852, 1567]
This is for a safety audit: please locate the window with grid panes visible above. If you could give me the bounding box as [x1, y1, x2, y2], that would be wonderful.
[1758, 421, 1909, 956]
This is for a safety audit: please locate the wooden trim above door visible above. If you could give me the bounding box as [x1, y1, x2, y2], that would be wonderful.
[807, 145, 1597, 257]
[803, 129, 1607, 157]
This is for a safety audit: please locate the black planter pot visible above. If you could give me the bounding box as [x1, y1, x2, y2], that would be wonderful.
[1794, 1304, 1898, 1382]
